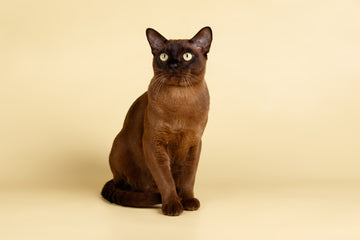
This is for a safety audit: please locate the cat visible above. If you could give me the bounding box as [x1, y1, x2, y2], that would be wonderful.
[101, 27, 212, 216]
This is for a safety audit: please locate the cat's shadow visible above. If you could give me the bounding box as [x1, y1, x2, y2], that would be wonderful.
[46, 150, 162, 213]
[42, 148, 110, 193]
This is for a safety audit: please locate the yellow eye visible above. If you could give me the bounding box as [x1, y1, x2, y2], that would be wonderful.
[183, 52, 192, 61]
[159, 53, 168, 61]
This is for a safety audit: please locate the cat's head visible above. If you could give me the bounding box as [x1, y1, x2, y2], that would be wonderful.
[146, 27, 212, 87]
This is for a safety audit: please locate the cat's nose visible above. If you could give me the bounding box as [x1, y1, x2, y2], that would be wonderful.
[168, 60, 179, 69]
[169, 63, 178, 69]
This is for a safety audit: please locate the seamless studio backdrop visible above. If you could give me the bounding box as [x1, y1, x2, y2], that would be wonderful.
[1, 0, 360, 239]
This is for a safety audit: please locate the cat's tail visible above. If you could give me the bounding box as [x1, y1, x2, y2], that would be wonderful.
[101, 180, 161, 207]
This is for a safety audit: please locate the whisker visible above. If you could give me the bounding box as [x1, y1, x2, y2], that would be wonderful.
[184, 74, 196, 96]
[149, 73, 167, 97]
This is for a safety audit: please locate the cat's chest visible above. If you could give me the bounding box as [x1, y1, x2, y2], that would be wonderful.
[148, 86, 209, 134]
[159, 88, 208, 122]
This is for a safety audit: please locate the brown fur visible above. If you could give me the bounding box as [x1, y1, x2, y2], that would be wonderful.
[101, 27, 212, 216]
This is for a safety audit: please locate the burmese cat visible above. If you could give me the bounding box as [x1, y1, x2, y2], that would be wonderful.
[101, 27, 212, 216]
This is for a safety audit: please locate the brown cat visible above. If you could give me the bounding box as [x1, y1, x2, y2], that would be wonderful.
[101, 27, 212, 216]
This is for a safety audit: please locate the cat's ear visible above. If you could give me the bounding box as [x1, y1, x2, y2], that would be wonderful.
[146, 28, 167, 55]
[190, 27, 212, 56]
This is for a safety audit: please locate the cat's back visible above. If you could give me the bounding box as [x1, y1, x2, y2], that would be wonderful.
[119, 92, 148, 137]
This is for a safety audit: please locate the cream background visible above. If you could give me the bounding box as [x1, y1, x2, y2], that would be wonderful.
[1, 0, 360, 239]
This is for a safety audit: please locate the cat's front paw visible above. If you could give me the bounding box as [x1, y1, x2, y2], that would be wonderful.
[162, 200, 184, 216]
[181, 198, 200, 211]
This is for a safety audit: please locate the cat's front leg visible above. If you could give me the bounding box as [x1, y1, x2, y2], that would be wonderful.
[178, 141, 202, 211]
[143, 137, 183, 216]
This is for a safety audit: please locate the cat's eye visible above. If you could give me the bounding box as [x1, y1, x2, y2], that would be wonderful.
[183, 52, 193, 61]
[159, 53, 168, 61]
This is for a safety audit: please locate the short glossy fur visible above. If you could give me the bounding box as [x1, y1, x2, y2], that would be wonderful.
[101, 27, 212, 216]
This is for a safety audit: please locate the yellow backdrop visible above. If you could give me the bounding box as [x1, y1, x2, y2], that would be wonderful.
[1, 0, 360, 239]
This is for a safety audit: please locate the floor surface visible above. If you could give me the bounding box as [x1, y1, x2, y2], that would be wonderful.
[2, 182, 360, 240]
